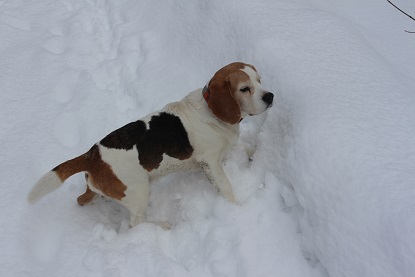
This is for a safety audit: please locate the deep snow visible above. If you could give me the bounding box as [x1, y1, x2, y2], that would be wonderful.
[1, 0, 415, 276]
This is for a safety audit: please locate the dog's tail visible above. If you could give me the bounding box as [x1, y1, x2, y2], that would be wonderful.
[28, 150, 91, 204]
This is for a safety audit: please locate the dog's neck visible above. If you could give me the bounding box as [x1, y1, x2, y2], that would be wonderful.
[202, 85, 210, 102]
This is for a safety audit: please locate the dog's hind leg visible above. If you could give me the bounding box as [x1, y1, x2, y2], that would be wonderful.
[124, 179, 171, 229]
[77, 173, 97, 206]
[126, 180, 150, 227]
[77, 186, 97, 206]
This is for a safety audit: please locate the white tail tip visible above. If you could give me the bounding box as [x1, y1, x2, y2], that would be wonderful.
[28, 171, 63, 204]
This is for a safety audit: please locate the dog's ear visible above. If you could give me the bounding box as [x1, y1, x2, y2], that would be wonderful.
[208, 72, 241, 124]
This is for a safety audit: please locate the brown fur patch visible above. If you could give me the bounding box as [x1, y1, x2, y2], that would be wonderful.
[100, 120, 146, 150]
[52, 152, 89, 181]
[77, 185, 97, 206]
[85, 145, 127, 200]
[53, 145, 127, 201]
[207, 62, 251, 124]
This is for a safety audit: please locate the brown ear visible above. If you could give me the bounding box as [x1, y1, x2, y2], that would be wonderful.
[207, 75, 241, 124]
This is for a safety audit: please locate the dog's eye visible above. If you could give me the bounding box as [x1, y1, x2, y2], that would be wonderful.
[240, 86, 250, 93]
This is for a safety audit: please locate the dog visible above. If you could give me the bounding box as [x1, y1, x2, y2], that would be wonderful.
[28, 62, 274, 227]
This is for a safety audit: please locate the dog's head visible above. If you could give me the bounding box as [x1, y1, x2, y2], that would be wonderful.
[206, 62, 274, 124]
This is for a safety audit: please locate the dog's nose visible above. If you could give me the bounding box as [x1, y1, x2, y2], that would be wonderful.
[262, 92, 274, 105]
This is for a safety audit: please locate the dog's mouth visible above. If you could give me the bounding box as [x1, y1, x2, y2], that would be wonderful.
[248, 103, 273, 116]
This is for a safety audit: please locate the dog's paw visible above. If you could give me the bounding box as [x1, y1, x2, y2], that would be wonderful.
[129, 221, 173, 230]
[222, 192, 236, 204]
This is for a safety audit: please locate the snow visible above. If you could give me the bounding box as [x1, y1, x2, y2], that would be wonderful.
[1, 0, 415, 276]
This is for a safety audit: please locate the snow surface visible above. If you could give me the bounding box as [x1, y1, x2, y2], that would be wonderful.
[1, 0, 415, 276]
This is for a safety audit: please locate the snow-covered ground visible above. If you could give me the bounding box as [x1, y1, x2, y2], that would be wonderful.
[1, 0, 415, 276]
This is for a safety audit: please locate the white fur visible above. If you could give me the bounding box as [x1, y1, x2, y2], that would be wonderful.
[238, 66, 271, 116]
[97, 89, 241, 226]
[28, 171, 62, 204]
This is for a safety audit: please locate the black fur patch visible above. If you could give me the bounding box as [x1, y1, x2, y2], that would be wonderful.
[100, 112, 193, 171]
[100, 120, 147, 150]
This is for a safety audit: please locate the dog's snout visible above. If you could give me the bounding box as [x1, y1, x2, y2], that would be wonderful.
[262, 92, 274, 105]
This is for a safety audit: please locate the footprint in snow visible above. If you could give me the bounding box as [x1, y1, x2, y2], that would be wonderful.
[83, 247, 105, 272]
[51, 70, 80, 103]
[41, 36, 68, 55]
[0, 13, 31, 31]
[29, 223, 64, 263]
[93, 223, 117, 241]
[53, 112, 81, 148]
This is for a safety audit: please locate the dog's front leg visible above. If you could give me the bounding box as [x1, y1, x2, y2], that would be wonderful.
[201, 160, 236, 203]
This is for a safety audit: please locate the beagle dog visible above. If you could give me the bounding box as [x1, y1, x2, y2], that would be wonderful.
[28, 62, 274, 227]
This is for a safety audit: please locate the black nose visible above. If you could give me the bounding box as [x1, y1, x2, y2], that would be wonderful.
[262, 92, 274, 105]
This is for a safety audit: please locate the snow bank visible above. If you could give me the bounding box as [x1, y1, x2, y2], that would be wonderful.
[1, 0, 414, 276]
[250, 1, 415, 275]
[252, 0, 415, 276]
